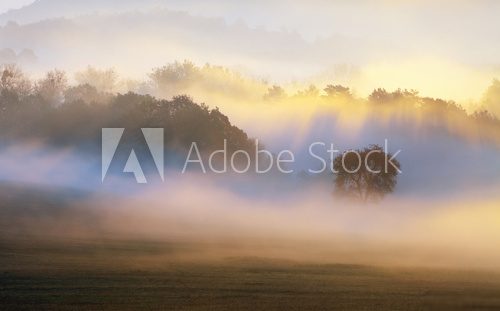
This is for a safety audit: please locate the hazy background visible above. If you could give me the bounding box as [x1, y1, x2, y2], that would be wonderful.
[1, 0, 500, 102]
[0, 0, 33, 14]
[1, 0, 500, 271]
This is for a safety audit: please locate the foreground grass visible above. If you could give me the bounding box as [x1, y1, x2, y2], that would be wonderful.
[1, 183, 500, 310]
[1, 239, 500, 311]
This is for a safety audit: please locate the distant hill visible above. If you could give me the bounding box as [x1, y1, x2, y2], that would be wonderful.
[0, 0, 362, 81]
[0, 0, 165, 25]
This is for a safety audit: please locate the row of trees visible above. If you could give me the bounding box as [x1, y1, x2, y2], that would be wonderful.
[1, 64, 497, 202]
[67, 60, 500, 125]
[3, 61, 497, 125]
[266, 83, 498, 122]
[0, 65, 257, 162]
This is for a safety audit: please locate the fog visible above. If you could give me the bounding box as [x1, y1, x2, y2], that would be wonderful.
[2, 168, 500, 270]
[1, 100, 499, 269]
[1, 0, 499, 273]
[1, 0, 500, 101]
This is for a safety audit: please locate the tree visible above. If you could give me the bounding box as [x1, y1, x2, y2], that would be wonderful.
[481, 79, 500, 118]
[0, 64, 32, 97]
[368, 88, 418, 105]
[149, 61, 200, 97]
[35, 70, 67, 106]
[294, 85, 319, 98]
[333, 145, 401, 202]
[75, 66, 117, 93]
[324, 84, 351, 99]
[263, 85, 286, 101]
[472, 109, 499, 125]
[0, 65, 32, 122]
[64, 84, 111, 105]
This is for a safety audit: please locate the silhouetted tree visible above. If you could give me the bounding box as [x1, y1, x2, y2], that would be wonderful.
[263, 85, 286, 101]
[481, 79, 500, 118]
[294, 85, 319, 98]
[324, 84, 351, 99]
[333, 145, 401, 202]
[368, 88, 418, 105]
[472, 109, 499, 125]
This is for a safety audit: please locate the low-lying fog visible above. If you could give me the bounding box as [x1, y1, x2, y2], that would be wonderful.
[1, 104, 499, 270]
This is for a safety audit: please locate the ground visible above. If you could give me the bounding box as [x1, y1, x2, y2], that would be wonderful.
[2, 239, 500, 311]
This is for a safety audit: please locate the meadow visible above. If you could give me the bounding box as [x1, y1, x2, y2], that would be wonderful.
[2, 238, 500, 310]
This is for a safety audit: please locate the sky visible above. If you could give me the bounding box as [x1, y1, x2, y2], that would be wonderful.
[0, 0, 34, 14]
[1, 0, 500, 102]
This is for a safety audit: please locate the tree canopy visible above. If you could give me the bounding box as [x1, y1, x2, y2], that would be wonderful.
[333, 145, 401, 202]
[0, 65, 257, 160]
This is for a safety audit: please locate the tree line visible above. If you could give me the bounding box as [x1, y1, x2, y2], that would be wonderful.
[0, 65, 257, 162]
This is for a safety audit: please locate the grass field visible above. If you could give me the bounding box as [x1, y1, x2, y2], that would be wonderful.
[1, 184, 500, 310]
[2, 239, 500, 311]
